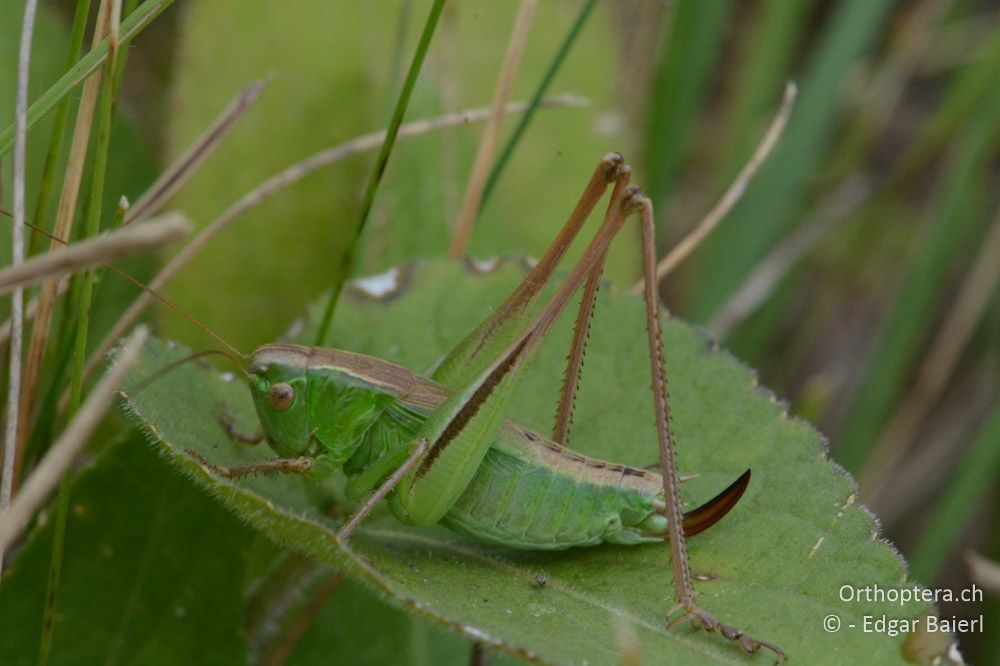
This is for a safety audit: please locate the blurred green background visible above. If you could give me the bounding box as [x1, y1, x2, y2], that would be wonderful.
[1, 0, 997, 663]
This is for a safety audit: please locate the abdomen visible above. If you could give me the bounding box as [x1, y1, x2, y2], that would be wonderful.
[441, 444, 663, 550]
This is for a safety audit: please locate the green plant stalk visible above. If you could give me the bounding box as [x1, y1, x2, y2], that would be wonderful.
[38, 14, 122, 661]
[382, 0, 414, 122]
[109, 0, 140, 118]
[645, 0, 733, 245]
[723, 253, 803, 363]
[836, 95, 1000, 473]
[24, 317, 79, 466]
[69, 14, 120, 456]
[909, 403, 1000, 581]
[713, 0, 816, 187]
[688, 0, 815, 356]
[479, 0, 600, 210]
[313, 0, 446, 347]
[17, 266, 85, 469]
[28, 0, 93, 257]
[35, 469, 71, 666]
[0, 0, 172, 156]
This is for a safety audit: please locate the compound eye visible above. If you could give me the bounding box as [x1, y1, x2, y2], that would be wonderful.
[268, 382, 295, 412]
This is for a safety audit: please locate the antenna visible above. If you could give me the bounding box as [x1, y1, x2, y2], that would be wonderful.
[131, 349, 248, 393]
[2, 209, 247, 364]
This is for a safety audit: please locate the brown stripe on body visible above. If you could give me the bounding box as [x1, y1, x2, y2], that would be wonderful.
[251, 343, 663, 496]
[415, 336, 529, 477]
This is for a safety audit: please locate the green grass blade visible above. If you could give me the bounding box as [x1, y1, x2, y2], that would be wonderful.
[313, 0, 446, 346]
[0, 0, 172, 156]
[68, 15, 122, 416]
[110, 0, 141, 111]
[0, 441, 251, 664]
[36, 472, 71, 666]
[382, 0, 414, 121]
[40, 8, 126, 661]
[835, 97, 1000, 473]
[28, 0, 92, 256]
[479, 0, 599, 210]
[645, 0, 733, 235]
[713, 0, 816, 186]
[687, 0, 896, 320]
[909, 403, 1000, 581]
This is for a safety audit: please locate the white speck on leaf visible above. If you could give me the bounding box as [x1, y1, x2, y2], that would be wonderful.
[470, 257, 499, 272]
[351, 267, 401, 297]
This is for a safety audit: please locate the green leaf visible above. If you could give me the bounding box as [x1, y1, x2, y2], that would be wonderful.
[0, 440, 498, 665]
[0, 437, 248, 665]
[119, 259, 938, 664]
[241, 546, 479, 665]
[285, 577, 476, 666]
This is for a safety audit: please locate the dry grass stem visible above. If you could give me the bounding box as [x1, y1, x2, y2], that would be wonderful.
[258, 574, 343, 666]
[966, 551, 1000, 595]
[2, 0, 40, 574]
[0, 326, 148, 559]
[860, 203, 1000, 503]
[448, 0, 538, 257]
[630, 82, 798, 294]
[919, 12, 1000, 76]
[77, 97, 584, 388]
[43, 0, 111, 246]
[0, 214, 191, 294]
[614, 616, 641, 666]
[15, 0, 113, 492]
[0, 277, 70, 348]
[845, 0, 954, 155]
[707, 176, 871, 338]
[875, 359, 998, 525]
[125, 78, 269, 225]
